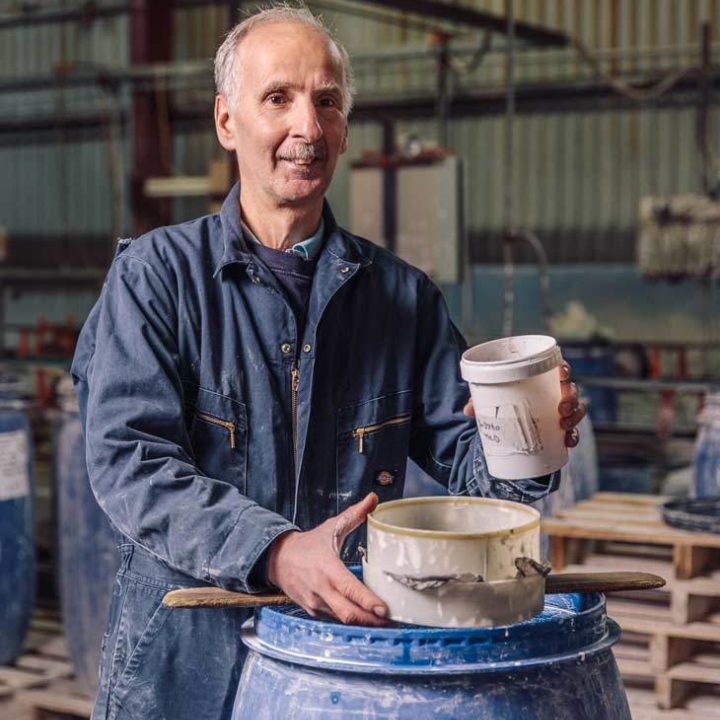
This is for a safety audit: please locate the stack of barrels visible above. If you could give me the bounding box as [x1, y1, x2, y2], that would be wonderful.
[55, 375, 120, 696]
[0, 374, 34, 666]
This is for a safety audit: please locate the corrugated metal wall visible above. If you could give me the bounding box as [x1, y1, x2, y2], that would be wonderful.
[0, 0, 718, 263]
[0, 4, 127, 247]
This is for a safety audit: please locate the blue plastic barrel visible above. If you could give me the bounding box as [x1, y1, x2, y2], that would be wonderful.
[55, 378, 120, 695]
[0, 376, 35, 665]
[233, 591, 630, 719]
[533, 414, 597, 558]
[598, 462, 656, 494]
[561, 343, 617, 424]
[693, 392, 720, 497]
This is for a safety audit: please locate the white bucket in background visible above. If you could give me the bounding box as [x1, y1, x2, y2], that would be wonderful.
[460, 335, 568, 480]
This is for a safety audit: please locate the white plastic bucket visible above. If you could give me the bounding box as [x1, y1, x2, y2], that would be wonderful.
[362, 497, 543, 627]
[460, 335, 568, 480]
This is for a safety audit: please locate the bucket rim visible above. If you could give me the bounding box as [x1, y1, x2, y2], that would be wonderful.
[367, 496, 540, 540]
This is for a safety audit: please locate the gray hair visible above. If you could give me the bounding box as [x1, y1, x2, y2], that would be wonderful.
[214, 4, 355, 116]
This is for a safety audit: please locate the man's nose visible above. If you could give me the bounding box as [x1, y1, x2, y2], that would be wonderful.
[290, 98, 323, 143]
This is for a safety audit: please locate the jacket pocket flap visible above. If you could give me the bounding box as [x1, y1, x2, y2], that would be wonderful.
[337, 389, 412, 435]
[185, 385, 247, 430]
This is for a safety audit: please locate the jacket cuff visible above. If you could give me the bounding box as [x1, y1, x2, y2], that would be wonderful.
[467, 433, 562, 503]
[205, 504, 299, 593]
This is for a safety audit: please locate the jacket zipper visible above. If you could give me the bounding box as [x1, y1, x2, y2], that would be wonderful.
[195, 411, 236, 449]
[290, 363, 300, 468]
[352, 414, 411, 454]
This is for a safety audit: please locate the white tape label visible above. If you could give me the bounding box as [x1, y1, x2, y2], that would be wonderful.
[0, 429, 30, 501]
[475, 399, 543, 457]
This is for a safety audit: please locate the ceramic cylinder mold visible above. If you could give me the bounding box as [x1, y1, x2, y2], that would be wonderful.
[363, 497, 543, 628]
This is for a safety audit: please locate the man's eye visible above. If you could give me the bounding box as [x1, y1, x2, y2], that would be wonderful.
[318, 96, 337, 108]
[268, 94, 286, 105]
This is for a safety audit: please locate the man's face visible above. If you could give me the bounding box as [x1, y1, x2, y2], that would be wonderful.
[216, 22, 349, 209]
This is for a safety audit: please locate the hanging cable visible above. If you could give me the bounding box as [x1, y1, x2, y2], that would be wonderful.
[571, 38, 695, 103]
[501, 0, 516, 338]
[520, 230, 553, 332]
[448, 31, 493, 75]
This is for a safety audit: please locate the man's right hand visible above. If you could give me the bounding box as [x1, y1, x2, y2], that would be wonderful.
[267, 492, 389, 626]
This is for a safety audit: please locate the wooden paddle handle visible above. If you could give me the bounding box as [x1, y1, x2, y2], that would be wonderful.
[163, 587, 291, 608]
[544, 571, 665, 594]
[162, 571, 665, 609]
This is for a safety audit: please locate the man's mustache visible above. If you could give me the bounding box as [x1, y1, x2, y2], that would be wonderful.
[277, 143, 327, 162]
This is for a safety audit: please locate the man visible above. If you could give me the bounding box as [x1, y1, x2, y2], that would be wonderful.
[72, 6, 585, 719]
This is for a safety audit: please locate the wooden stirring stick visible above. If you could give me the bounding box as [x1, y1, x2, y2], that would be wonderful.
[162, 571, 665, 609]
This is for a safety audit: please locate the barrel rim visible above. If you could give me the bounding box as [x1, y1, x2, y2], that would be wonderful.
[241, 590, 616, 675]
[240, 609, 621, 676]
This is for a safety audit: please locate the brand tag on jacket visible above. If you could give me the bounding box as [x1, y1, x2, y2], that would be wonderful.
[375, 470, 396, 487]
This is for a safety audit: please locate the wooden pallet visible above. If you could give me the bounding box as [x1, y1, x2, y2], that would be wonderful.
[0, 615, 92, 720]
[0, 646, 73, 698]
[624, 682, 720, 719]
[544, 492, 720, 579]
[18, 682, 93, 720]
[544, 492, 720, 710]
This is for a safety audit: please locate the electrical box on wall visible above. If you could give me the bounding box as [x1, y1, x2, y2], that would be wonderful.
[350, 155, 463, 284]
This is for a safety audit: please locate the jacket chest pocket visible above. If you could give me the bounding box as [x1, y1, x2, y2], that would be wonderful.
[336, 390, 413, 515]
[186, 387, 247, 494]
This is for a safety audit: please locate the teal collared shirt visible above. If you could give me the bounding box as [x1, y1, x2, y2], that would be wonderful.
[241, 217, 325, 261]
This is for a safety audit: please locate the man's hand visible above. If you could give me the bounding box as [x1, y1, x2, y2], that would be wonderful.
[463, 360, 587, 448]
[267, 492, 389, 626]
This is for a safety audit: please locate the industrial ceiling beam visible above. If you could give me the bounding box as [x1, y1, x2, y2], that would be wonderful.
[348, 74, 714, 119]
[353, 0, 569, 47]
[163, 73, 720, 130]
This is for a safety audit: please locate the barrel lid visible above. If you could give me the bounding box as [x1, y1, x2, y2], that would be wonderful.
[241, 592, 619, 675]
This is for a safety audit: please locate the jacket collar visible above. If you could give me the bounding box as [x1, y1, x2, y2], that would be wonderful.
[214, 181, 372, 277]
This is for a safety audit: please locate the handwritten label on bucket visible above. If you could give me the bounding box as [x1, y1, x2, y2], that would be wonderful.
[475, 400, 543, 457]
[0, 430, 30, 500]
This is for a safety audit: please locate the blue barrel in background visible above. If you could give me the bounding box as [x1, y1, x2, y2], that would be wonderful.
[55, 376, 120, 696]
[0, 374, 35, 665]
[233, 591, 630, 719]
[535, 414, 598, 558]
[561, 343, 617, 424]
[693, 392, 720, 497]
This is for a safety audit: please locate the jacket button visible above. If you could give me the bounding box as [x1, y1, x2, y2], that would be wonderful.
[281, 343, 292, 354]
[252, 275, 261, 284]
[340, 266, 350, 274]
[303, 343, 312, 353]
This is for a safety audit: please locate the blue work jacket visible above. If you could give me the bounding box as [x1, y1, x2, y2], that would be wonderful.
[71, 183, 558, 719]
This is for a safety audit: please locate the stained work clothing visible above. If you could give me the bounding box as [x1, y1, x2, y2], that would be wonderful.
[72, 183, 558, 719]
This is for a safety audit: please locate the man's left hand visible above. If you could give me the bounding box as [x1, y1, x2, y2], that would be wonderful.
[463, 360, 587, 448]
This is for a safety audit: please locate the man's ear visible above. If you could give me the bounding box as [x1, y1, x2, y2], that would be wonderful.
[214, 95, 236, 151]
[340, 122, 349, 155]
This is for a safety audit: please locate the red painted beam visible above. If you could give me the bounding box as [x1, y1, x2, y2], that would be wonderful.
[131, 0, 175, 234]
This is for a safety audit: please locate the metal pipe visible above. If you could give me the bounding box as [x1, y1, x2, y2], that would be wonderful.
[501, 0, 516, 337]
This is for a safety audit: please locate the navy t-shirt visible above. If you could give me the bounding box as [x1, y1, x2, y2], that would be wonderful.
[249, 242, 318, 340]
